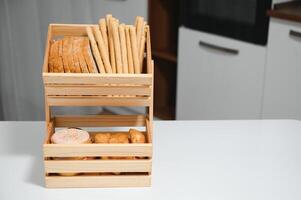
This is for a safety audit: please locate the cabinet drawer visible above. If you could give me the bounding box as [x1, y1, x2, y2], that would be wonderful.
[177, 27, 266, 119]
[263, 19, 301, 119]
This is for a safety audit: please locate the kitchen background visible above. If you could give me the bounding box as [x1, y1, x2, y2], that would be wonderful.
[0, 0, 300, 121]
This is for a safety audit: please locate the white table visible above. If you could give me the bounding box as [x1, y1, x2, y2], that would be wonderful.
[0, 120, 300, 200]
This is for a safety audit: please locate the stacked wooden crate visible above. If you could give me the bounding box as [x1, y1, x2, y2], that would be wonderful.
[42, 22, 153, 188]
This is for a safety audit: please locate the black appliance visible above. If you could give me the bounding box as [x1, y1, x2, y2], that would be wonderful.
[180, 0, 272, 45]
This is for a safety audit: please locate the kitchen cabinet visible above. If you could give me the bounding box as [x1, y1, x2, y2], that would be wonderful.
[176, 27, 267, 120]
[262, 18, 301, 119]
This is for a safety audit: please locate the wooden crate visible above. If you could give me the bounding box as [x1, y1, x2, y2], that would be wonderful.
[42, 24, 154, 188]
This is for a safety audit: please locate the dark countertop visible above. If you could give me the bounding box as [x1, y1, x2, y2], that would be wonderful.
[267, 1, 301, 23]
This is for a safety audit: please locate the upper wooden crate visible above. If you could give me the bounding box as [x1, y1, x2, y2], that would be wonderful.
[42, 24, 153, 107]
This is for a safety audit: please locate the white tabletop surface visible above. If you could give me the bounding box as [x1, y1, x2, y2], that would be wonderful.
[0, 120, 301, 200]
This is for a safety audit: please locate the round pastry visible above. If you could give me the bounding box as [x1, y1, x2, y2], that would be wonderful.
[129, 129, 146, 143]
[109, 133, 129, 144]
[51, 128, 91, 176]
[51, 128, 90, 144]
[94, 133, 111, 143]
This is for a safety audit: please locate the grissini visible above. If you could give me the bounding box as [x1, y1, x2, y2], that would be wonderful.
[138, 24, 146, 72]
[82, 37, 98, 73]
[112, 19, 123, 73]
[135, 16, 144, 49]
[106, 14, 116, 73]
[129, 25, 140, 74]
[146, 25, 152, 74]
[86, 26, 106, 73]
[93, 26, 112, 73]
[98, 18, 109, 55]
[119, 24, 128, 73]
[125, 26, 134, 74]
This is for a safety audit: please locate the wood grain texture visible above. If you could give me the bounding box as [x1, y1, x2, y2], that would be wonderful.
[43, 73, 152, 85]
[45, 159, 152, 173]
[54, 115, 146, 127]
[45, 85, 151, 96]
[45, 175, 151, 188]
[44, 143, 152, 157]
[46, 96, 151, 107]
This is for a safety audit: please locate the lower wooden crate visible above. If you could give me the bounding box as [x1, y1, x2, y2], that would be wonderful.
[45, 174, 151, 188]
[43, 114, 153, 188]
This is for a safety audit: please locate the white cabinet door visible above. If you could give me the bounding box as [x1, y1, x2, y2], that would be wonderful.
[176, 27, 266, 120]
[262, 19, 301, 119]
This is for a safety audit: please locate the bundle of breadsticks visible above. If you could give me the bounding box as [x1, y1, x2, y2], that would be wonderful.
[48, 15, 148, 74]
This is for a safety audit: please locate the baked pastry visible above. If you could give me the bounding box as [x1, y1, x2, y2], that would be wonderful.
[109, 133, 129, 144]
[51, 128, 91, 176]
[51, 128, 90, 144]
[94, 133, 111, 143]
[129, 129, 146, 143]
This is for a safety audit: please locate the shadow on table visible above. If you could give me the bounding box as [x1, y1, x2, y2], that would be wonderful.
[1, 122, 45, 187]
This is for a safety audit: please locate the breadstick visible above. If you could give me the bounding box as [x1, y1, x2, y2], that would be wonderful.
[106, 14, 116, 73]
[129, 26, 140, 74]
[125, 26, 134, 74]
[112, 20, 123, 73]
[139, 24, 146, 72]
[86, 26, 106, 73]
[99, 18, 109, 55]
[82, 38, 98, 73]
[145, 25, 152, 74]
[119, 24, 128, 73]
[93, 26, 112, 73]
[135, 16, 144, 49]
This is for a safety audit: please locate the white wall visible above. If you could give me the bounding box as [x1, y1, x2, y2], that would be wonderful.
[0, 0, 147, 120]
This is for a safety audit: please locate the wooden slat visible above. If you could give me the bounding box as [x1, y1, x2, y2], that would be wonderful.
[45, 159, 152, 173]
[47, 96, 151, 106]
[54, 115, 146, 127]
[45, 175, 151, 188]
[51, 24, 91, 36]
[43, 143, 152, 157]
[43, 73, 152, 85]
[45, 85, 151, 96]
